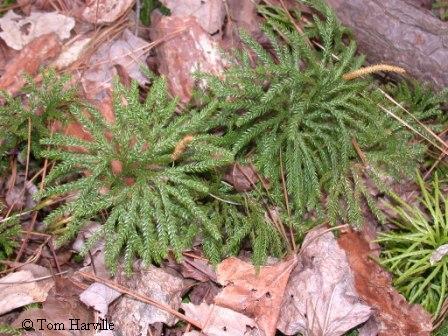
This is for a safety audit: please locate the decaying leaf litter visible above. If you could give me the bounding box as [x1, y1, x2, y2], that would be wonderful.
[0, 0, 447, 335]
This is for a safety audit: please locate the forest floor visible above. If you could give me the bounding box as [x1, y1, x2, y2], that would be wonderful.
[0, 0, 447, 336]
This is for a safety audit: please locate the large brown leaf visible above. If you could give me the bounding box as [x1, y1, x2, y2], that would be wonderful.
[12, 276, 94, 336]
[215, 256, 297, 336]
[0, 33, 61, 95]
[278, 227, 372, 336]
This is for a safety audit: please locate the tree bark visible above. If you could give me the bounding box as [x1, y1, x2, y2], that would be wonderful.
[326, 0, 448, 89]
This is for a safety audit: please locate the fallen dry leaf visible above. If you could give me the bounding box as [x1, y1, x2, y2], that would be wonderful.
[182, 302, 263, 336]
[5, 179, 37, 210]
[0, 264, 54, 315]
[150, 14, 225, 103]
[190, 282, 220, 305]
[215, 256, 297, 336]
[0, 11, 74, 51]
[82, 29, 149, 101]
[111, 263, 184, 336]
[223, 0, 262, 49]
[81, 0, 134, 24]
[79, 282, 121, 318]
[53, 37, 92, 69]
[0, 33, 62, 95]
[72, 222, 110, 278]
[223, 164, 260, 192]
[430, 243, 448, 265]
[358, 317, 380, 336]
[17, 0, 64, 14]
[278, 227, 371, 336]
[179, 256, 217, 282]
[0, 40, 19, 73]
[338, 229, 433, 336]
[161, 0, 225, 34]
[12, 276, 94, 336]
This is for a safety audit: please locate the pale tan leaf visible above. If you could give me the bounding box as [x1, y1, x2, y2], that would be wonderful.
[278, 227, 371, 336]
[81, 0, 134, 24]
[53, 37, 92, 69]
[0, 265, 54, 315]
[160, 0, 225, 34]
[82, 29, 149, 101]
[111, 263, 184, 336]
[0, 11, 74, 51]
[430, 243, 448, 265]
[79, 282, 121, 318]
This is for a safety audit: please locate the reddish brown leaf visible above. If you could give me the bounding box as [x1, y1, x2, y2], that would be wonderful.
[180, 256, 217, 282]
[149, 15, 225, 103]
[338, 229, 433, 336]
[223, 0, 263, 49]
[0, 33, 62, 95]
[190, 282, 220, 305]
[215, 256, 297, 336]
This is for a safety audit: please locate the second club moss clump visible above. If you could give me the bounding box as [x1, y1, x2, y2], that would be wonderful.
[199, 0, 438, 228]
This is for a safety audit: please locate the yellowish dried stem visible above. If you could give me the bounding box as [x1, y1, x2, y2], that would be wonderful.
[343, 64, 406, 80]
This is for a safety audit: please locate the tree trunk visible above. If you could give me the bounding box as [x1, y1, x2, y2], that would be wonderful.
[326, 0, 448, 89]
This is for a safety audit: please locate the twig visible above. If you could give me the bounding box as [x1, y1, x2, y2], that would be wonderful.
[15, 126, 54, 263]
[351, 137, 367, 167]
[0, 234, 52, 275]
[279, 150, 296, 252]
[0, 270, 68, 285]
[297, 224, 349, 257]
[24, 118, 32, 184]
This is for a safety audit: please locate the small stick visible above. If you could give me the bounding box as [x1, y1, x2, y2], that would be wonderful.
[351, 137, 367, 167]
[279, 151, 296, 252]
[0, 270, 68, 285]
